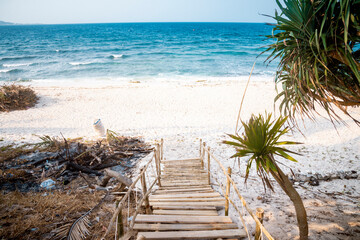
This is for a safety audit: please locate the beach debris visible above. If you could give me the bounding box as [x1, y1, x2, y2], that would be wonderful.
[289, 171, 358, 186]
[93, 118, 106, 137]
[0, 130, 152, 193]
[40, 179, 56, 190]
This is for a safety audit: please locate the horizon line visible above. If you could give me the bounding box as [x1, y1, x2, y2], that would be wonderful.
[1, 20, 275, 26]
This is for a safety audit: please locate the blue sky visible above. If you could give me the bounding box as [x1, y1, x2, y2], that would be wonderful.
[0, 0, 279, 24]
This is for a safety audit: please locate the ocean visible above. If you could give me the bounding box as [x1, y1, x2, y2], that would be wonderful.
[0, 22, 277, 85]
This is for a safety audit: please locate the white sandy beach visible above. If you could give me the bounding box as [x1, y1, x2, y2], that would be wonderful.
[1, 80, 360, 239]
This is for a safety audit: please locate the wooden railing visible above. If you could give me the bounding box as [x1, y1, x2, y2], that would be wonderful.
[102, 139, 164, 240]
[200, 139, 274, 240]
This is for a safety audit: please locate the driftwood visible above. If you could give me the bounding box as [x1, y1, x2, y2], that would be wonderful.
[104, 169, 132, 186]
[67, 162, 103, 176]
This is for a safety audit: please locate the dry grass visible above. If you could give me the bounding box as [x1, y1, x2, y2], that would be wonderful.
[0, 84, 38, 112]
[0, 190, 112, 240]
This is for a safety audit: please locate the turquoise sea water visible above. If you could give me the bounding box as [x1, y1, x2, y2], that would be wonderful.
[0, 22, 277, 84]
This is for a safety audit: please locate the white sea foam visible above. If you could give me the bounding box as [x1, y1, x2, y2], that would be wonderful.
[69, 61, 94, 66]
[110, 54, 123, 59]
[0, 69, 10, 73]
[3, 63, 30, 67]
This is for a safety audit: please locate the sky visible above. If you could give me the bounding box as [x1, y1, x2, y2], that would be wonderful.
[0, 0, 279, 24]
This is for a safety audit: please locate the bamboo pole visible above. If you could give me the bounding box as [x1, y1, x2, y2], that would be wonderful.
[201, 142, 206, 168]
[207, 146, 211, 185]
[156, 144, 162, 186]
[225, 167, 231, 216]
[203, 148, 274, 240]
[160, 138, 164, 161]
[154, 147, 161, 187]
[116, 201, 124, 239]
[255, 208, 265, 240]
[140, 171, 151, 214]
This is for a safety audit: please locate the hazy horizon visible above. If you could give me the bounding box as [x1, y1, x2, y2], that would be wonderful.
[0, 0, 279, 25]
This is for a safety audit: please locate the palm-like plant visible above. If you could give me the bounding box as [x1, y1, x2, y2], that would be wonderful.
[223, 113, 308, 240]
[265, 0, 360, 126]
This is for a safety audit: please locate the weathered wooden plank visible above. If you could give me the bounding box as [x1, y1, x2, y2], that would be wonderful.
[136, 229, 246, 239]
[135, 214, 232, 224]
[163, 161, 201, 165]
[154, 188, 214, 195]
[161, 158, 201, 163]
[161, 184, 210, 188]
[161, 181, 209, 186]
[150, 192, 221, 199]
[152, 210, 218, 216]
[133, 223, 238, 231]
[154, 189, 215, 195]
[161, 175, 208, 179]
[163, 166, 202, 169]
[151, 205, 217, 210]
[150, 197, 225, 202]
[157, 186, 212, 191]
[161, 174, 208, 178]
[150, 201, 225, 207]
[157, 185, 213, 191]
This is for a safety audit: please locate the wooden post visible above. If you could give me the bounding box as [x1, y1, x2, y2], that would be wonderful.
[207, 146, 211, 185]
[154, 148, 161, 187]
[199, 139, 203, 158]
[201, 142, 206, 168]
[116, 201, 124, 238]
[255, 208, 265, 240]
[157, 144, 161, 177]
[157, 145, 162, 187]
[225, 167, 231, 216]
[141, 172, 151, 214]
[160, 138, 164, 161]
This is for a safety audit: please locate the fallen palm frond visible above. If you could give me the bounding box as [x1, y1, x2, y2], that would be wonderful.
[54, 192, 109, 240]
[264, 0, 360, 127]
[0, 84, 38, 112]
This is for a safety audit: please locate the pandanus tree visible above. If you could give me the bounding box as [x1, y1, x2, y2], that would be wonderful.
[265, 0, 360, 126]
[223, 113, 308, 240]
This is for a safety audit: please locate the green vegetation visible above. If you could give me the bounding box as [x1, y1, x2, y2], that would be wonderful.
[0, 84, 38, 112]
[265, 0, 360, 126]
[223, 113, 308, 240]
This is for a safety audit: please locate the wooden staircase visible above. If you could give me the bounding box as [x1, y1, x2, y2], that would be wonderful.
[134, 157, 246, 239]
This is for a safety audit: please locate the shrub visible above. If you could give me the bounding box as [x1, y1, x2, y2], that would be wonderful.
[0, 84, 38, 112]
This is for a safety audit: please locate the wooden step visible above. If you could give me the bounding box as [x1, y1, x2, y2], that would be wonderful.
[163, 161, 202, 166]
[150, 197, 225, 202]
[152, 210, 218, 216]
[161, 174, 208, 178]
[161, 183, 210, 187]
[133, 223, 238, 231]
[156, 186, 212, 191]
[150, 201, 225, 208]
[161, 175, 208, 179]
[151, 205, 217, 210]
[154, 189, 215, 195]
[161, 181, 209, 186]
[161, 158, 201, 163]
[137, 229, 246, 239]
[135, 215, 233, 224]
[150, 192, 221, 199]
[163, 165, 202, 169]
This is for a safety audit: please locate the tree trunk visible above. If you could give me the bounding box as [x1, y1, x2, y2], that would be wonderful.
[270, 165, 308, 240]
